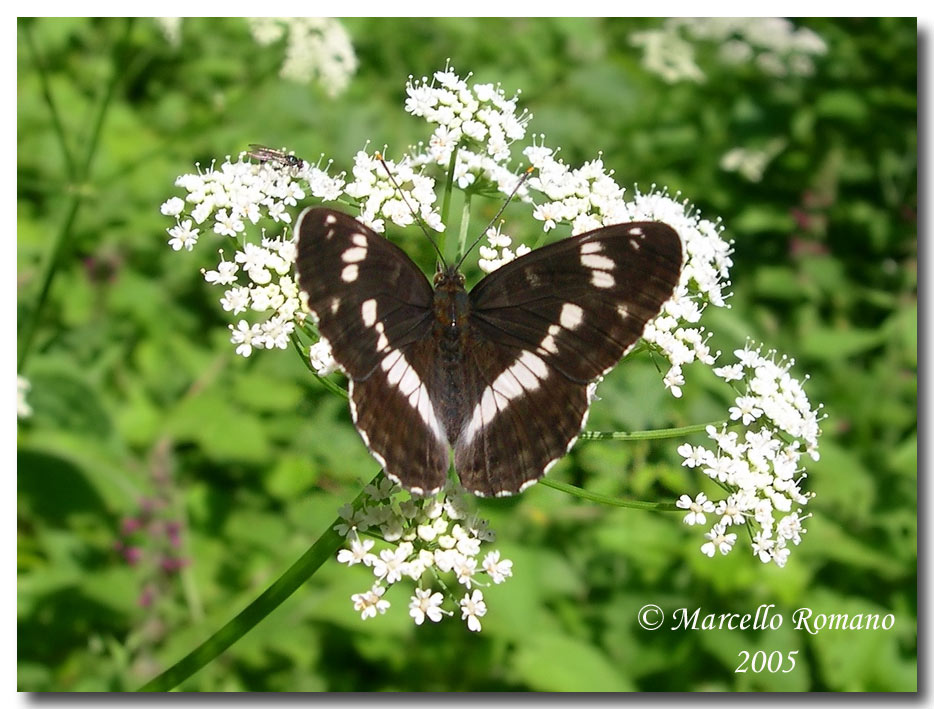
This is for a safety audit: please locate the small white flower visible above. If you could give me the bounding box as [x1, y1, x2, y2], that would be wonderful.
[220, 286, 251, 314]
[481, 551, 513, 583]
[351, 584, 390, 620]
[715, 495, 747, 526]
[453, 554, 478, 589]
[160, 196, 185, 216]
[167, 219, 200, 251]
[214, 208, 245, 237]
[433, 548, 458, 572]
[409, 588, 446, 625]
[308, 338, 337, 376]
[713, 363, 744, 381]
[663, 366, 685, 398]
[729, 396, 763, 425]
[460, 590, 487, 632]
[676, 492, 715, 526]
[203, 256, 239, 285]
[678, 444, 707, 468]
[337, 534, 376, 567]
[372, 545, 411, 584]
[229, 320, 262, 357]
[700, 524, 737, 557]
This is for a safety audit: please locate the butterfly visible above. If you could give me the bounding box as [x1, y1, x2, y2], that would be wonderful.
[295, 207, 683, 497]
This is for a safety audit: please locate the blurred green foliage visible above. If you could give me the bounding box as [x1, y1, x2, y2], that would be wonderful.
[17, 18, 916, 691]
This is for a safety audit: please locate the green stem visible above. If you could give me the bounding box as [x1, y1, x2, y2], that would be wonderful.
[538, 478, 678, 511]
[438, 146, 459, 255]
[17, 19, 134, 372]
[289, 333, 348, 400]
[456, 191, 473, 263]
[138, 478, 375, 691]
[20, 21, 76, 179]
[578, 420, 731, 441]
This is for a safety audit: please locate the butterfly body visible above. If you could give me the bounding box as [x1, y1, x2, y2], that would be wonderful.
[296, 207, 683, 497]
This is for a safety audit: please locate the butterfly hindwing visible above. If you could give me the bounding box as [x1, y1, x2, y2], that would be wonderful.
[452, 339, 593, 496]
[348, 338, 450, 495]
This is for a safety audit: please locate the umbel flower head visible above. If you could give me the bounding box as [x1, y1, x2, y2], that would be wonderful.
[161, 63, 822, 626]
[335, 479, 511, 632]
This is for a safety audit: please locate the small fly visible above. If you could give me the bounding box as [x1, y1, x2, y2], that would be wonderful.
[246, 144, 305, 170]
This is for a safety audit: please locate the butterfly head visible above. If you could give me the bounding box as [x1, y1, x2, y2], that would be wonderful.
[433, 265, 466, 290]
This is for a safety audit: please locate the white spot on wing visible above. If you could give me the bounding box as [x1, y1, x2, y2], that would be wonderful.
[342, 246, 367, 263]
[378, 350, 446, 444]
[385, 351, 408, 386]
[375, 322, 388, 351]
[591, 270, 615, 288]
[560, 303, 584, 329]
[352, 234, 368, 247]
[629, 238, 641, 250]
[380, 349, 402, 372]
[462, 351, 549, 444]
[581, 253, 615, 271]
[629, 226, 643, 236]
[398, 366, 421, 397]
[325, 214, 337, 225]
[330, 298, 340, 314]
[361, 299, 377, 327]
[341, 264, 358, 282]
[539, 335, 558, 354]
[581, 241, 603, 254]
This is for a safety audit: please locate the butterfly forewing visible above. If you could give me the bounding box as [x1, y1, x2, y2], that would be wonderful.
[468, 222, 683, 383]
[295, 208, 435, 379]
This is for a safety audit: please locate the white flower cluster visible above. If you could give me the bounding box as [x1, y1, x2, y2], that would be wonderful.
[335, 479, 513, 632]
[677, 343, 822, 566]
[626, 189, 732, 397]
[17, 375, 32, 419]
[154, 18, 182, 47]
[161, 153, 345, 357]
[342, 150, 444, 234]
[630, 28, 705, 84]
[477, 223, 530, 274]
[632, 18, 827, 83]
[720, 138, 788, 183]
[405, 66, 531, 194]
[524, 140, 733, 398]
[247, 18, 358, 96]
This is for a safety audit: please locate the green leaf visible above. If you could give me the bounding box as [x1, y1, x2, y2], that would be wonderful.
[799, 327, 884, 361]
[25, 365, 112, 439]
[512, 632, 633, 691]
[166, 390, 270, 463]
[804, 590, 916, 691]
[814, 90, 869, 123]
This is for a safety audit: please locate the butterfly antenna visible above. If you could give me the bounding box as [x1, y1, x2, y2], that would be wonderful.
[455, 166, 535, 271]
[375, 152, 447, 268]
